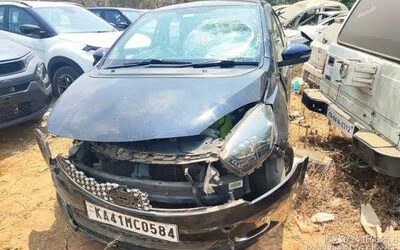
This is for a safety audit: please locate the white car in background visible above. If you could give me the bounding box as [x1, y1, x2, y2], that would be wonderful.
[302, 14, 346, 87]
[0, 1, 122, 96]
[286, 12, 347, 44]
[278, 0, 348, 43]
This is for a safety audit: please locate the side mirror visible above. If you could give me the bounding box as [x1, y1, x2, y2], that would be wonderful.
[116, 21, 129, 29]
[20, 24, 46, 37]
[93, 47, 109, 66]
[278, 43, 311, 67]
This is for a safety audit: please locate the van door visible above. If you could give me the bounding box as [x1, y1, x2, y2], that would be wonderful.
[321, 0, 400, 148]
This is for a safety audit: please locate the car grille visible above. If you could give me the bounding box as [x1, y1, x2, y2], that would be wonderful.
[0, 82, 29, 96]
[57, 157, 152, 211]
[0, 60, 26, 76]
[0, 101, 32, 123]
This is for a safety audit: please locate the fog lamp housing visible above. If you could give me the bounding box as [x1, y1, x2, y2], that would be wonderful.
[219, 103, 276, 177]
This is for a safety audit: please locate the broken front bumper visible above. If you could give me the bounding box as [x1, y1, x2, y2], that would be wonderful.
[50, 155, 308, 249]
[302, 89, 400, 177]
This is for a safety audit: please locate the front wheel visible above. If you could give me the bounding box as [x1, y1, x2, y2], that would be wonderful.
[52, 66, 80, 97]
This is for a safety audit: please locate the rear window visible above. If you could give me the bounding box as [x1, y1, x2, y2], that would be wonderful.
[338, 0, 400, 62]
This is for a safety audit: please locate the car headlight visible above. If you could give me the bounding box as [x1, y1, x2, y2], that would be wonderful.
[35, 63, 49, 87]
[219, 103, 276, 177]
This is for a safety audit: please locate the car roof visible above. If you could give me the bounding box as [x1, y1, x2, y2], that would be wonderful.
[88, 7, 148, 12]
[0, 1, 82, 8]
[279, 0, 347, 24]
[292, 0, 346, 9]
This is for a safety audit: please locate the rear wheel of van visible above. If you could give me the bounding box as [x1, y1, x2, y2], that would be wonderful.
[53, 66, 80, 97]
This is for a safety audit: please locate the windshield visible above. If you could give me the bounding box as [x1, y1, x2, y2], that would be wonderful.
[121, 10, 144, 22]
[36, 6, 114, 33]
[104, 5, 262, 68]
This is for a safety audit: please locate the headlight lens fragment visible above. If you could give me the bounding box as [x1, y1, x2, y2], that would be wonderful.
[219, 103, 276, 176]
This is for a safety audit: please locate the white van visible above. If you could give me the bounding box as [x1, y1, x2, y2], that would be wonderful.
[303, 0, 400, 177]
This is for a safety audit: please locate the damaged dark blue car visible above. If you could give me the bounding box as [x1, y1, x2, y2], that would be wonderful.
[35, 1, 310, 249]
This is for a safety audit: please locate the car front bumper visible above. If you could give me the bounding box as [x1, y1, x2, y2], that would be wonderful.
[0, 74, 52, 129]
[50, 154, 308, 249]
[302, 89, 400, 177]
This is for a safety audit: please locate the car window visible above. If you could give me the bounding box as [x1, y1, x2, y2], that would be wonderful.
[324, 6, 342, 11]
[104, 10, 128, 26]
[8, 7, 41, 35]
[298, 9, 318, 26]
[0, 6, 5, 30]
[91, 9, 103, 18]
[338, 0, 400, 62]
[35, 6, 114, 33]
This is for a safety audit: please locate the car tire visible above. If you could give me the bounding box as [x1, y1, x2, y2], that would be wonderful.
[52, 66, 80, 97]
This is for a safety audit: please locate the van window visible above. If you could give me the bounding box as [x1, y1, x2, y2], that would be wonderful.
[338, 0, 400, 62]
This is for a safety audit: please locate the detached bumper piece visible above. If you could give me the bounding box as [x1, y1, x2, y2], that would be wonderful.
[51, 155, 308, 249]
[302, 89, 400, 177]
[301, 89, 329, 115]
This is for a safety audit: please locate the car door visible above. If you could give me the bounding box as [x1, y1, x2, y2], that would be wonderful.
[1, 6, 47, 59]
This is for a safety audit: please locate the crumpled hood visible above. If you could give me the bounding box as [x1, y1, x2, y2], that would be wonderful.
[58, 31, 122, 48]
[47, 67, 267, 142]
[0, 39, 30, 62]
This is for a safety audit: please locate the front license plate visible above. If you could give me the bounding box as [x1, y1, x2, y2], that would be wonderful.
[86, 201, 179, 242]
[327, 106, 355, 137]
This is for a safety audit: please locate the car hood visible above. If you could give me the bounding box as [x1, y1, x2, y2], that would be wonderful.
[47, 66, 268, 142]
[58, 31, 122, 48]
[0, 39, 31, 62]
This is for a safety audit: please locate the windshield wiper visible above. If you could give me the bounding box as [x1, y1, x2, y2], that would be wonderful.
[106, 59, 259, 69]
[182, 60, 259, 68]
[105, 59, 192, 69]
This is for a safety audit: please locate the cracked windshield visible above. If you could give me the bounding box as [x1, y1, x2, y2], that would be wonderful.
[105, 5, 262, 67]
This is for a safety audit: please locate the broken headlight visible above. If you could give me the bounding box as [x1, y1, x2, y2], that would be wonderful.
[35, 63, 50, 88]
[219, 103, 276, 177]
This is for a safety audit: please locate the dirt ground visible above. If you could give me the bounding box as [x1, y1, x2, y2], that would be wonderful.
[1, 93, 400, 250]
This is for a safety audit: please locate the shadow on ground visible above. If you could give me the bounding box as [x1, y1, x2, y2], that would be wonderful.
[28, 201, 104, 250]
[0, 120, 39, 162]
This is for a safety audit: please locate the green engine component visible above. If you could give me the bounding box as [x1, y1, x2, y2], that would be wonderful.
[217, 114, 233, 138]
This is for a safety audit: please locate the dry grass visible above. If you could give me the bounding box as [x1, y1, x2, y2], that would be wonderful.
[286, 89, 400, 248]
